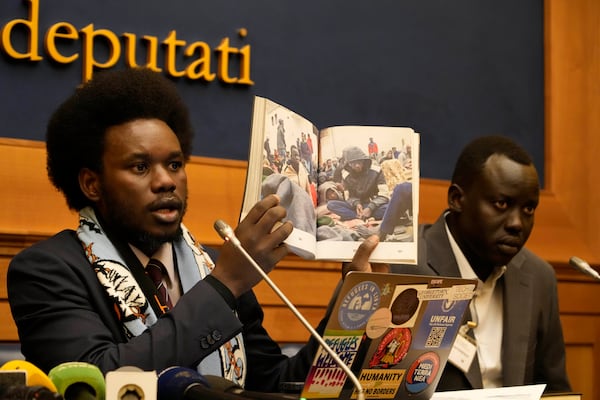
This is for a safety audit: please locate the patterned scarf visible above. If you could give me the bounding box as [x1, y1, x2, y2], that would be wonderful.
[76, 207, 247, 385]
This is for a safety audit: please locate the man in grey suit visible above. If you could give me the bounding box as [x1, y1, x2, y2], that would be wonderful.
[392, 135, 571, 393]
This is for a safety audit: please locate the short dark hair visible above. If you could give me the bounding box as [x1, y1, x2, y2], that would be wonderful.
[451, 135, 535, 190]
[46, 67, 194, 210]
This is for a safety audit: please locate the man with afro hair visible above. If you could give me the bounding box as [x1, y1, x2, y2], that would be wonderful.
[8, 67, 381, 392]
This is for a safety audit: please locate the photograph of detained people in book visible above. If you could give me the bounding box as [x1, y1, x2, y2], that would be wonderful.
[259, 106, 319, 238]
[316, 129, 416, 245]
[244, 96, 419, 263]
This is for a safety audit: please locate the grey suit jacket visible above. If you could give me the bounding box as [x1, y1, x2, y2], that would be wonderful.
[392, 213, 571, 393]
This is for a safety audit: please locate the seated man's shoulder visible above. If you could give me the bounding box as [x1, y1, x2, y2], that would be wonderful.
[10, 229, 82, 266]
[30, 229, 80, 250]
[512, 247, 557, 278]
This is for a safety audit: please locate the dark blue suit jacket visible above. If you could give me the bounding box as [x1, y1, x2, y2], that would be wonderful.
[8, 230, 323, 392]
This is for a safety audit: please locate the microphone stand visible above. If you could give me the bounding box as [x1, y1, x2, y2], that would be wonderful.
[214, 220, 365, 400]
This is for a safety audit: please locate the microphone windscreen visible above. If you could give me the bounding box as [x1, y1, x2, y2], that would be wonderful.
[105, 366, 156, 400]
[158, 367, 247, 400]
[48, 362, 105, 400]
[157, 367, 208, 400]
[0, 360, 58, 393]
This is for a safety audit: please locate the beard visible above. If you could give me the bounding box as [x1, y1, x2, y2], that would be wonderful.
[99, 191, 188, 256]
[127, 224, 184, 256]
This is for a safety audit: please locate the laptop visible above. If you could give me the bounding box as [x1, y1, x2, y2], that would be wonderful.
[299, 272, 477, 400]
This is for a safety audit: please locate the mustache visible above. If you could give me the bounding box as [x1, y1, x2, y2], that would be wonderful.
[147, 195, 183, 211]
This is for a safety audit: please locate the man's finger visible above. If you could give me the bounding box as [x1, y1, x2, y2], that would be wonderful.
[371, 263, 390, 273]
[244, 194, 281, 224]
[353, 235, 380, 265]
[269, 220, 293, 246]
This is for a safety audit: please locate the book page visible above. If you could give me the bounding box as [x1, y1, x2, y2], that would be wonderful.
[315, 126, 419, 263]
[241, 96, 320, 259]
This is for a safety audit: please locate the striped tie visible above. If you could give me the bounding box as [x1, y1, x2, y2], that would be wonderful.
[146, 258, 173, 313]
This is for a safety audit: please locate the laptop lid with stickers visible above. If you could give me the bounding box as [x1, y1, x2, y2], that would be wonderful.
[300, 271, 477, 400]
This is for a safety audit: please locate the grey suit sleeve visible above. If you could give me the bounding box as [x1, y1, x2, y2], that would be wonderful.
[533, 266, 572, 392]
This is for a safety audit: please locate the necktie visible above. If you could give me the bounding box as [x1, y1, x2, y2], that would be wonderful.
[146, 258, 173, 313]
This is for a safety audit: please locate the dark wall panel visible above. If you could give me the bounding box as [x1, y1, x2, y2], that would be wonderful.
[0, 0, 544, 182]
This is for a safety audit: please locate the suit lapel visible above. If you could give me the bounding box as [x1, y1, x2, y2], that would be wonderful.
[424, 215, 483, 388]
[422, 215, 462, 278]
[501, 252, 532, 386]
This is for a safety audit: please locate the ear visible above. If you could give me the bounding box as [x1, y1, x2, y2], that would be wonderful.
[79, 168, 101, 202]
[447, 183, 465, 212]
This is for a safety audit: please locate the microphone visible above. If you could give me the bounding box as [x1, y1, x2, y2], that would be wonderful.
[105, 366, 157, 400]
[0, 360, 59, 392]
[213, 219, 366, 400]
[0, 369, 26, 399]
[157, 367, 242, 400]
[48, 362, 105, 400]
[1, 384, 63, 399]
[569, 256, 600, 281]
[203, 374, 299, 400]
[0, 369, 26, 390]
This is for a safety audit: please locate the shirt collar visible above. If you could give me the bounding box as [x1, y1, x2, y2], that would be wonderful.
[443, 213, 507, 288]
[130, 242, 175, 282]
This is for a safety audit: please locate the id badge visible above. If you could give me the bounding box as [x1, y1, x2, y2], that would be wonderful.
[448, 329, 477, 373]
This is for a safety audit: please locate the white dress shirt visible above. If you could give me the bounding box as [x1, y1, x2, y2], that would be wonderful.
[445, 218, 506, 388]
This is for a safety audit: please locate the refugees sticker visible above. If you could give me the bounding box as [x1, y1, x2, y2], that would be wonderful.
[338, 281, 381, 330]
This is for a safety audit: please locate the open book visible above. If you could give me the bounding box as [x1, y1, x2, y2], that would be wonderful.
[241, 96, 420, 263]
